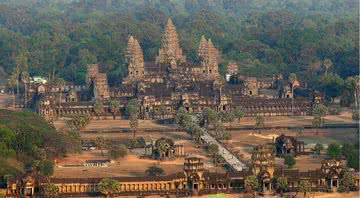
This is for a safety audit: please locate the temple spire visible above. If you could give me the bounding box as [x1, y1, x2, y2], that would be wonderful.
[198, 35, 207, 58]
[156, 18, 186, 67]
[197, 36, 220, 77]
[125, 35, 145, 81]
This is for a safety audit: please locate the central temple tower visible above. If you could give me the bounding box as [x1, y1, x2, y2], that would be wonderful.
[156, 18, 186, 69]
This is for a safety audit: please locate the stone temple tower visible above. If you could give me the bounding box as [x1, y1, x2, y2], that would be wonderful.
[156, 18, 186, 69]
[197, 35, 220, 77]
[125, 35, 145, 81]
[86, 64, 110, 99]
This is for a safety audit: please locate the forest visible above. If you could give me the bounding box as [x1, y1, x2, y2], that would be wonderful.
[0, 0, 358, 92]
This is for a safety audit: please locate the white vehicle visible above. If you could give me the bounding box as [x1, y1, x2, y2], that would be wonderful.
[30, 76, 48, 84]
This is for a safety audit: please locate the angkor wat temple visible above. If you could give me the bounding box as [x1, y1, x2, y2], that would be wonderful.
[32, 19, 322, 120]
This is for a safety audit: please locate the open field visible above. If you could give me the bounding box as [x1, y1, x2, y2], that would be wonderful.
[51, 108, 358, 178]
[54, 131, 225, 178]
[51, 107, 357, 132]
[223, 127, 358, 171]
[225, 110, 356, 127]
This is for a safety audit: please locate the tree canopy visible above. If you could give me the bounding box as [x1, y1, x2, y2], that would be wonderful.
[0, 0, 357, 88]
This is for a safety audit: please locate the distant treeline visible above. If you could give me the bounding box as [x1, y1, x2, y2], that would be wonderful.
[0, 0, 358, 88]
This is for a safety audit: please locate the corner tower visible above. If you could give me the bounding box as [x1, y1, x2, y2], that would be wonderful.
[125, 35, 145, 81]
[156, 18, 186, 68]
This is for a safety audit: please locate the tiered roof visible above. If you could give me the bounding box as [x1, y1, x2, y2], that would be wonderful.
[156, 18, 186, 65]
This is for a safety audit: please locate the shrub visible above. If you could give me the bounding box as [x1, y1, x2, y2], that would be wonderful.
[284, 154, 296, 168]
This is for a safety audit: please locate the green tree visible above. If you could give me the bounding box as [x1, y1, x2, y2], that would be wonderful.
[109, 100, 120, 120]
[174, 107, 187, 128]
[207, 144, 219, 156]
[191, 126, 204, 143]
[213, 121, 226, 139]
[289, 73, 297, 116]
[322, 59, 332, 76]
[0, 125, 16, 157]
[312, 116, 322, 135]
[109, 144, 128, 159]
[130, 114, 139, 137]
[297, 180, 311, 197]
[345, 76, 359, 108]
[312, 104, 328, 134]
[352, 110, 359, 121]
[20, 71, 29, 108]
[312, 104, 328, 118]
[346, 149, 359, 170]
[125, 99, 139, 117]
[275, 176, 288, 197]
[341, 143, 355, 158]
[36, 160, 54, 177]
[321, 74, 344, 103]
[202, 108, 219, 127]
[245, 175, 259, 197]
[7, 72, 17, 108]
[14, 52, 28, 94]
[312, 143, 324, 155]
[284, 154, 296, 168]
[233, 106, 245, 122]
[98, 178, 119, 198]
[158, 105, 167, 119]
[255, 114, 265, 134]
[326, 143, 341, 158]
[43, 183, 59, 198]
[93, 100, 104, 119]
[145, 166, 165, 176]
[95, 136, 106, 156]
[341, 171, 355, 192]
[66, 115, 90, 131]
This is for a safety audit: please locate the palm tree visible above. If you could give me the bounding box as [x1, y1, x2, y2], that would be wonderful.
[158, 105, 167, 119]
[95, 136, 106, 156]
[255, 115, 265, 134]
[7, 73, 17, 108]
[53, 78, 65, 119]
[109, 100, 120, 120]
[21, 71, 29, 108]
[289, 73, 297, 116]
[346, 76, 359, 108]
[323, 59, 332, 76]
[130, 114, 138, 137]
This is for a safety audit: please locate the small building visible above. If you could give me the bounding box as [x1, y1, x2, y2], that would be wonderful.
[275, 134, 305, 156]
[83, 159, 113, 167]
[144, 138, 185, 160]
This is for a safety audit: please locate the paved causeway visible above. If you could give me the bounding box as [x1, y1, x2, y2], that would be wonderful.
[201, 130, 247, 171]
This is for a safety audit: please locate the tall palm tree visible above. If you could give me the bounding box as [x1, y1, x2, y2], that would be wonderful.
[8, 73, 17, 108]
[21, 71, 29, 108]
[54, 78, 65, 119]
[323, 59, 332, 76]
[289, 73, 297, 116]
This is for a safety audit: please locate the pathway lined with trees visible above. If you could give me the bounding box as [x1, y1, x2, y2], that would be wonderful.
[200, 129, 247, 171]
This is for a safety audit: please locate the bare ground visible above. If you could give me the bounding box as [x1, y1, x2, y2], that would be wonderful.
[54, 131, 225, 178]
